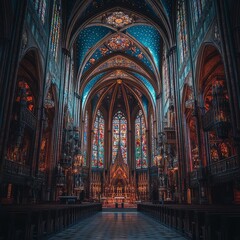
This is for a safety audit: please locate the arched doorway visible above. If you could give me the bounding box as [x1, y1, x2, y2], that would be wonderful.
[4, 49, 42, 204]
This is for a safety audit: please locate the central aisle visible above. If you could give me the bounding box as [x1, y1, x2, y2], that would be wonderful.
[48, 210, 186, 240]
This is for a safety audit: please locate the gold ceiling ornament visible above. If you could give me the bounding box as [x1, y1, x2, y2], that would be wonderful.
[107, 34, 132, 51]
[116, 70, 123, 75]
[106, 11, 133, 28]
[110, 70, 128, 78]
[117, 79, 122, 84]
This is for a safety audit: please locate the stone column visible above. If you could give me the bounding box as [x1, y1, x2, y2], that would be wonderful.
[0, 0, 28, 182]
[55, 48, 71, 161]
[156, 94, 162, 135]
[167, 46, 185, 203]
[50, 48, 71, 200]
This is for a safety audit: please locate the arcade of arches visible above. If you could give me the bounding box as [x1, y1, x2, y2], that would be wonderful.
[0, 0, 240, 233]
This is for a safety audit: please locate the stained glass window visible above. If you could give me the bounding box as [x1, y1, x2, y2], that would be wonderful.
[135, 110, 148, 169]
[83, 111, 88, 166]
[162, 45, 169, 101]
[112, 111, 127, 164]
[191, 0, 206, 28]
[150, 114, 155, 166]
[16, 80, 35, 112]
[92, 110, 104, 168]
[177, 0, 188, 65]
[32, 0, 47, 24]
[50, 0, 61, 62]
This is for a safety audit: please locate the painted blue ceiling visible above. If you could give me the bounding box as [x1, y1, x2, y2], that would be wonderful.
[82, 43, 154, 74]
[125, 25, 161, 69]
[82, 72, 107, 108]
[125, 47, 154, 71]
[132, 72, 156, 104]
[83, 47, 112, 74]
[76, 26, 113, 68]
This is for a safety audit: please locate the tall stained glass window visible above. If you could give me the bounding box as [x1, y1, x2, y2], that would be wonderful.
[50, 0, 61, 62]
[83, 111, 88, 166]
[191, 0, 206, 28]
[33, 0, 47, 24]
[150, 114, 155, 166]
[92, 110, 104, 168]
[177, 0, 188, 65]
[112, 111, 127, 164]
[162, 45, 169, 101]
[135, 110, 148, 169]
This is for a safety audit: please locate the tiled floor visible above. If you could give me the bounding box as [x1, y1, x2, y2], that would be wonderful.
[48, 210, 186, 240]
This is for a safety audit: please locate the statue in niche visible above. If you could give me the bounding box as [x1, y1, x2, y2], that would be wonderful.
[220, 142, 230, 159]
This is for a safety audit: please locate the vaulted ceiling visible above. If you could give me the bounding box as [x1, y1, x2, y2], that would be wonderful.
[63, 0, 174, 120]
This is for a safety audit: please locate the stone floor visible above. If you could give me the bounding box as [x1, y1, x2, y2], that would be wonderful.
[48, 210, 186, 240]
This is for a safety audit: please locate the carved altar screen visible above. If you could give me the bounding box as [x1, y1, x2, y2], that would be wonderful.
[135, 110, 148, 169]
[92, 110, 104, 168]
[112, 111, 127, 164]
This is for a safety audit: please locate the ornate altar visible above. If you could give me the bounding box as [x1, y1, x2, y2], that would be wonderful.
[102, 146, 136, 205]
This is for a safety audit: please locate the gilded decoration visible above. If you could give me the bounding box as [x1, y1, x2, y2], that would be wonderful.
[89, 56, 150, 81]
[100, 145, 137, 205]
[90, 58, 96, 64]
[100, 47, 109, 56]
[107, 34, 133, 51]
[106, 12, 133, 28]
[98, 57, 140, 71]
[110, 70, 128, 78]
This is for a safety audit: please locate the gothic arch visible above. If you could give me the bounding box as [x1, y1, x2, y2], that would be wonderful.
[79, 53, 158, 94]
[6, 49, 44, 168]
[195, 43, 223, 96]
[65, 5, 173, 50]
[77, 32, 159, 80]
[195, 44, 233, 165]
[18, 48, 44, 102]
